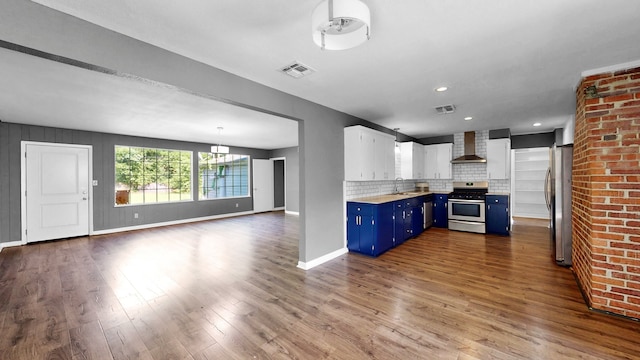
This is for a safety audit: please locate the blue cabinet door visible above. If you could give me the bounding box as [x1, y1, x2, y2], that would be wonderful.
[403, 199, 415, 241]
[374, 202, 394, 255]
[347, 203, 373, 252]
[393, 201, 405, 246]
[486, 195, 510, 235]
[432, 194, 448, 228]
[411, 206, 424, 236]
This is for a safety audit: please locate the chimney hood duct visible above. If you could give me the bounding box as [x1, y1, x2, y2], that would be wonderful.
[451, 131, 487, 163]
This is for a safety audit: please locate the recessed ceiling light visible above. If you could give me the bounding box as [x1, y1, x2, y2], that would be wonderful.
[533, 122, 542, 127]
[435, 86, 448, 92]
[464, 117, 473, 121]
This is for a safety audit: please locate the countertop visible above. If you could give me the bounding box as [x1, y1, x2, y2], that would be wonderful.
[349, 191, 433, 204]
[486, 192, 510, 196]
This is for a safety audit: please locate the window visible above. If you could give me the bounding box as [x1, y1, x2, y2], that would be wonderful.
[115, 146, 192, 205]
[198, 152, 249, 200]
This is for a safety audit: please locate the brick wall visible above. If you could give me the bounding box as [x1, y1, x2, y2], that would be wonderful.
[573, 66, 640, 319]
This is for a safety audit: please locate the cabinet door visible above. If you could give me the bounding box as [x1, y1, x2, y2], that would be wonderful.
[361, 130, 376, 180]
[432, 194, 448, 228]
[379, 135, 395, 180]
[403, 199, 416, 240]
[436, 143, 453, 179]
[486, 195, 510, 235]
[393, 201, 405, 246]
[487, 139, 510, 180]
[400, 142, 413, 179]
[424, 145, 438, 179]
[345, 127, 375, 181]
[346, 211, 361, 252]
[411, 203, 424, 236]
[375, 203, 395, 255]
[344, 127, 362, 181]
[359, 215, 375, 254]
[413, 143, 424, 179]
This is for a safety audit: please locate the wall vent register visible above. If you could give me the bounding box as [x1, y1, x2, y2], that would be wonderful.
[280, 61, 316, 79]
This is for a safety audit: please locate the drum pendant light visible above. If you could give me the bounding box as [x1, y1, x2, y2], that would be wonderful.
[312, 0, 371, 50]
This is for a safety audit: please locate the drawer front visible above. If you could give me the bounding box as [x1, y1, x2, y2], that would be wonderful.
[486, 195, 508, 205]
[347, 202, 374, 216]
[434, 194, 448, 202]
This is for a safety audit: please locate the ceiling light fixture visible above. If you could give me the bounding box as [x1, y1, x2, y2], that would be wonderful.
[435, 86, 448, 92]
[464, 117, 473, 121]
[312, 0, 371, 50]
[533, 122, 542, 127]
[211, 126, 230, 154]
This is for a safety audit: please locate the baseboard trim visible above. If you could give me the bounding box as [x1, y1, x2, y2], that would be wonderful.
[297, 247, 348, 270]
[92, 211, 255, 236]
[0, 240, 24, 252]
[285, 210, 300, 216]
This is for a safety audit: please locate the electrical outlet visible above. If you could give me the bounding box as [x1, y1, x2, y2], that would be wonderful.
[134, 213, 138, 219]
[236, 203, 239, 208]
[92, 180, 98, 186]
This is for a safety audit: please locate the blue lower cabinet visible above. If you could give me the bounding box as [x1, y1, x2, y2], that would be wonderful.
[393, 201, 406, 246]
[347, 202, 394, 256]
[393, 198, 424, 244]
[411, 197, 425, 236]
[486, 195, 510, 235]
[432, 194, 448, 228]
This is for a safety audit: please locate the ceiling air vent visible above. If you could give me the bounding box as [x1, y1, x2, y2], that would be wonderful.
[435, 104, 456, 114]
[279, 61, 315, 79]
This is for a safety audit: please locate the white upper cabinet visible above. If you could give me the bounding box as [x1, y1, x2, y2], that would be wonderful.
[424, 143, 453, 179]
[486, 138, 511, 179]
[344, 125, 395, 181]
[400, 142, 425, 179]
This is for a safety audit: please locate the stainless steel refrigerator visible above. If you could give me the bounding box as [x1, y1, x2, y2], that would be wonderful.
[545, 144, 573, 266]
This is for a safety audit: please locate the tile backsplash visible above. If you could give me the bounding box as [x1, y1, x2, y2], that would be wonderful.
[346, 130, 511, 200]
[345, 180, 417, 200]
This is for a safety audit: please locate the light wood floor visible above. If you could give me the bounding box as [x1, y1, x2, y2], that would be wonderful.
[1, 213, 639, 359]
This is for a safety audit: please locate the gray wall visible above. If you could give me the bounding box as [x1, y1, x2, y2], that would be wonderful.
[1, 0, 363, 263]
[271, 147, 300, 213]
[0, 122, 270, 241]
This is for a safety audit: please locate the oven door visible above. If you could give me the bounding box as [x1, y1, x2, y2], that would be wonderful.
[448, 199, 486, 222]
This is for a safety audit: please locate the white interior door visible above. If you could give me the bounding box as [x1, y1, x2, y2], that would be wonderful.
[23, 142, 91, 243]
[253, 159, 274, 213]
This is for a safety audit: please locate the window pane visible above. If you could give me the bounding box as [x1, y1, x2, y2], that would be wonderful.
[115, 145, 192, 206]
[198, 152, 250, 200]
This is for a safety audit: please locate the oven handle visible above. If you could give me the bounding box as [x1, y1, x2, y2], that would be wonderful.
[449, 199, 485, 204]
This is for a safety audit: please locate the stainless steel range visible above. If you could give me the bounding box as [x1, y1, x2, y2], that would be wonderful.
[448, 181, 488, 234]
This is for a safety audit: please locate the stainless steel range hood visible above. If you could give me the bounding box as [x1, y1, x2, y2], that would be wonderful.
[451, 131, 487, 163]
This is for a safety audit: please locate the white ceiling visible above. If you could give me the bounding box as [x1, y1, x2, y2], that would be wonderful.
[0, 47, 298, 150]
[10, 0, 640, 146]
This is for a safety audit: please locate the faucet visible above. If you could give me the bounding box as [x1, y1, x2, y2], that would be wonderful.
[394, 177, 404, 194]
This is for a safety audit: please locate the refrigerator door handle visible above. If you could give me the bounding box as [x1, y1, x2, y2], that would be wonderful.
[544, 167, 551, 211]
